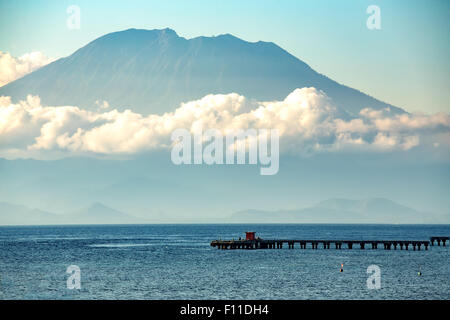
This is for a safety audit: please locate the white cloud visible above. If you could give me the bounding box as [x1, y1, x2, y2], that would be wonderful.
[95, 100, 110, 109]
[0, 51, 54, 87]
[0, 87, 449, 158]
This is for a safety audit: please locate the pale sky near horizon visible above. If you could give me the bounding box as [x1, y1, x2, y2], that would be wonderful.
[0, 0, 449, 113]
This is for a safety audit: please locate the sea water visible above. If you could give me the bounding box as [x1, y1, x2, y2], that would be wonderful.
[0, 224, 448, 300]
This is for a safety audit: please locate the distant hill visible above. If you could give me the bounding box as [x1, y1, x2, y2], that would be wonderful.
[315, 198, 420, 219]
[1, 197, 449, 225]
[1, 155, 449, 223]
[0, 202, 58, 225]
[0, 28, 404, 116]
[64, 202, 141, 224]
[0, 202, 142, 225]
[231, 198, 449, 224]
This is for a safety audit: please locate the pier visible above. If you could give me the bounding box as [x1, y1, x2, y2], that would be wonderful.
[210, 232, 448, 251]
[430, 236, 448, 246]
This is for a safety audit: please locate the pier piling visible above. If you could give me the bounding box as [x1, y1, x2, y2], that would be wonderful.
[431, 237, 448, 246]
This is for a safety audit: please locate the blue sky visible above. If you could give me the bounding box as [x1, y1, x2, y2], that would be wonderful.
[0, 0, 449, 113]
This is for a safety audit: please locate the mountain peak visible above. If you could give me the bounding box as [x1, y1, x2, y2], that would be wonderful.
[92, 27, 181, 45]
[0, 28, 404, 116]
[119, 27, 178, 35]
[88, 202, 110, 211]
[215, 33, 239, 40]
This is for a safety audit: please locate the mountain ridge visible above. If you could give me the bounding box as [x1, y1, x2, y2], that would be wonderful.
[1, 197, 448, 225]
[231, 198, 449, 224]
[0, 201, 142, 225]
[0, 28, 404, 116]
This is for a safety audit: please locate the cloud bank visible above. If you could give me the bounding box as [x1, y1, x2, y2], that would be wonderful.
[0, 51, 54, 87]
[0, 87, 449, 159]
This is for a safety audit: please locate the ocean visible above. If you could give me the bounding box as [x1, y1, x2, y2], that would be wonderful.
[0, 224, 448, 300]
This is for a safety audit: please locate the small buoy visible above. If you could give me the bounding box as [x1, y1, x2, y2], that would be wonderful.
[340, 263, 344, 272]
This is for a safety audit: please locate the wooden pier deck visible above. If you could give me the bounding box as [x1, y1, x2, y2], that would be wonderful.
[211, 234, 448, 251]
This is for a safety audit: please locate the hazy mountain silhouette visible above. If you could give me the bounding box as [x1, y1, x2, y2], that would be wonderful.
[0, 28, 404, 116]
[2, 197, 447, 225]
[315, 198, 419, 217]
[1, 154, 449, 223]
[64, 202, 141, 224]
[231, 198, 449, 224]
[0, 202, 58, 225]
[0, 201, 142, 225]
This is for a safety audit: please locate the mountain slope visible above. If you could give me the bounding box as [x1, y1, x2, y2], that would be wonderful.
[0, 28, 404, 116]
[64, 202, 141, 224]
[0, 202, 59, 225]
[316, 198, 420, 217]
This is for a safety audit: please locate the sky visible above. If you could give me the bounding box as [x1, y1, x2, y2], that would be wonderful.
[0, 1, 449, 223]
[0, 0, 449, 114]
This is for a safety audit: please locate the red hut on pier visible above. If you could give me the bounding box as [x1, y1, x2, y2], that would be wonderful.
[246, 232, 256, 241]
